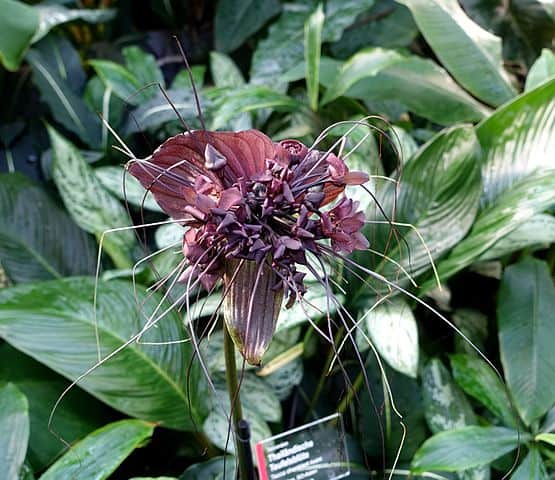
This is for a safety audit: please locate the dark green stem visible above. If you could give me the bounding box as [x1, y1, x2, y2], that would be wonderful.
[223, 324, 250, 480]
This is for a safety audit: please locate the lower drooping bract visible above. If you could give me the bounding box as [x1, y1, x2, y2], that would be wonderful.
[128, 130, 369, 364]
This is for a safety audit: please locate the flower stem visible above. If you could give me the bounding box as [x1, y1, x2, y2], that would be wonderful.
[223, 323, 252, 480]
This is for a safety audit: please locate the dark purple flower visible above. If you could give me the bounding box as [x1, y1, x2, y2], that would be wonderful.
[128, 130, 369, 364]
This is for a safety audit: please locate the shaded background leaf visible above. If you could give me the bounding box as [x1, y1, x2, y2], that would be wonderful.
[0, 383, 29, 480]
[0, 277, 207, 430]
[0, 173, 96, 283]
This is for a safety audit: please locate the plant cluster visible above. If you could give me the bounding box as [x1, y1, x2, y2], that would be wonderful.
[0, 0, 554, 479]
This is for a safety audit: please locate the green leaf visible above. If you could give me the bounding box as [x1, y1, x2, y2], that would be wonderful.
[250, 0, 373, 89]
[0, 173, 96, 283]
[510, 448, 549, 480]
[0, 0, 37, 71]
[203, 408, 271, 454]
[478, 79, 555, 207]
[348, 54, 491, 124]
[180, 456, 236, 480]
[95, 166, 163, 213]
[369, 125, 481, 283]
[477, 214, 555, 262]
[526, 49, 555, 91]
[360, 356, 427, 460]
[209, 52, 246, 88]
[330, 2, 417, 57]
[0, 343, 111, 471]
[411, 426, 526, 473]
[535, 433, 555, 446]
[390, 126, 418, 164]
[305, 4, 324, 110]
[211, 372, 282, 423]
[0, 383, 29, 480]
[321, 48, 403, 105]
[422, 358, 476, 433]
[422, 171, 555, 291]
[421, 359, 490, 480]
[26, 49, 102, 147]
[397, 0, 516, 106]
[123, 88, 200, 134]
[210, 86, 304, 130]
[452, 309, 488, 356]
[47, 125, 136, 269]
[34, 33, 85, 95]
[32, 5, 115, 43]
[123, 46, 164, 92]
[498, 258, 555, 425]
[89, 59, 146, 105]
[83, 76, 126, 150]
[357, 298, 419, 377]
[39, 420, 153, 480]
[215, 0, 281, 52]
[0, 277, 207, 430]
[450, 354, 516, 427]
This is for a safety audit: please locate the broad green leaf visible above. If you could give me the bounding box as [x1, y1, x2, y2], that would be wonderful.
[263, 356, 304, 400]
[39, 420, 153, 480]
[0, 383, 29, 480]
[390, 126, 418, 164]
[209, 53, 251, 130]
[95, 166, 163, 213]
[26, 49, 102, 147]
[540, 407, 555, 433]
[422, 359, 476, 433]
[421, 171, 555, 291]
[526, 49, 555, 91]
[498, 258, 555, 425]
[32, 5, 115, 43]
[397, 0, 516, 106]
[83, 76, 126, 150]
[250, 0, 373, 89]
[452, 309, 488, 356]
[305, 4, 324, 110]
[123, 88, 200, 134]
[368, 125, 481, 284]
[34, 33, 86, 95]
[155, 223, 184, 250]
[360, 356, 427, 460]
[510, 448, 549, 480]
[89, 59, 147, 105]
[330, 2, 417, 57]
[0, 344, 111, 471]
[203, 408, 271, 455]
[478, 214, 555, 261]
[209, 52, 246, 88]
[536, 433, 555, 446]
[357, 298, 419, 377]
[411, 426, 526, 472]
[172, 65, 206, 90]
[0, 277, 207, 430]
[276, 281, 342, 332]
[450, 354, 516, 427]
[210, 86, 304, 130]
[215, 0, 281, 52]
[47, 126, 136, 269]
[479, 79, 555, 207]
[180, 456, 236, 480]
[422, 360, 489, 480]
[123, 46, 164, 92]
[0, 0, 38, 71]
[0, 173, 96, 283]
[332, 52, 491, 124]
[211, 372, 282, 423]
[321, 48, 403, 105]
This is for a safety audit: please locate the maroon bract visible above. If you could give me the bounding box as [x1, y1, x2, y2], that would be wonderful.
[128, 130, 369, 364]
